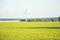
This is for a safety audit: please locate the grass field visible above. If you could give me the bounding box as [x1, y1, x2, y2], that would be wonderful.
[0, 22, 60, 40]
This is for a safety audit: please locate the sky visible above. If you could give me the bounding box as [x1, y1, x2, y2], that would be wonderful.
[0, 0, 60, 18]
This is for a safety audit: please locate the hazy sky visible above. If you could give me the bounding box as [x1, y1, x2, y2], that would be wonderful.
[0, 0, 60, 18]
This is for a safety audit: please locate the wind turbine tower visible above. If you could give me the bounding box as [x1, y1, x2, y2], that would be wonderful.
[24, 9, 28, 22]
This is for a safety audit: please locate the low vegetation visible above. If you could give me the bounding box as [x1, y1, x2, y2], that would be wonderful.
[0, 22, 60, 40]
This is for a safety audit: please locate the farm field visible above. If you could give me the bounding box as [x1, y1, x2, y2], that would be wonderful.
[0, 22, 60, 40]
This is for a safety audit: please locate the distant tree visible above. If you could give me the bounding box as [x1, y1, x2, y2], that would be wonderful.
[59, 17, 60, 21]
[20, 19, 26, 21]
[27, 19, 35, 22]
[36, 19, 42, 22]
[30, 19, 35, 22]
[51, 18, 54, 22]
[27, 18, 42, 22]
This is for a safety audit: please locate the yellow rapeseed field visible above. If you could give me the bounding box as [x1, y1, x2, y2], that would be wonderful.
[0, 22, 60, 40]
[0, 22, 60, 27]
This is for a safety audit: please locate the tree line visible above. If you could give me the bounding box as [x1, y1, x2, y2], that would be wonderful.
[20, 17, 60, 22]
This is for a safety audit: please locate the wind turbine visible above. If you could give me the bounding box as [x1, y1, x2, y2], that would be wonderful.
[24, 9, 28, 22]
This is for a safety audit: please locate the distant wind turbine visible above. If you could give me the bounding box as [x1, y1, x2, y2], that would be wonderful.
[24, 9, 28, 22]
